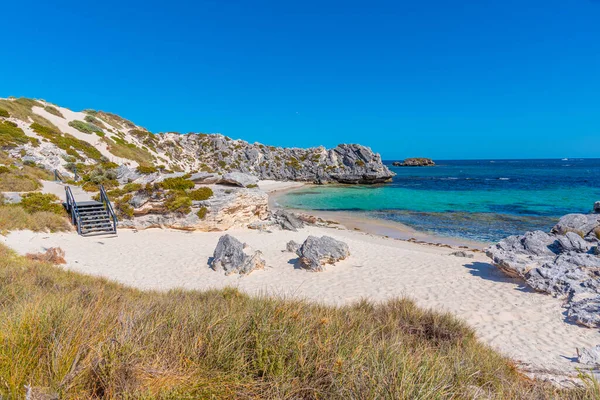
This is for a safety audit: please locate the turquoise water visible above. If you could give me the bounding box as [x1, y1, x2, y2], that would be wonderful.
[278, 159, 600, 242]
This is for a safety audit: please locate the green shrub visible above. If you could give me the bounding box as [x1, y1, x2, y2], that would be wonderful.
[164, 193, 192, 214]
[247, 183, 258, 188]
[96, 111, 136, 130]
[84, 115, 106, 129]
[136, 165, 158, 174]
[355, 160, 365, 167]
[105, 183, 142, 199]
[189, 187, 213, 201]
[102, 137, 154, 166]
[115, 194, 134, 219]
[0, 108, 9, 118]
[196, 206, 208, 219]
[0, 165, 10, 174]
[159, 177, 195, 191]
[14, 97, 43, 108]
[0, 99, 58, 131]
[0, 121, 39, 148]
[20, 192, 64, 215]
[68, 120, 103, 135]
[31, 123, 102, 161]
[43, 106, 64, 118]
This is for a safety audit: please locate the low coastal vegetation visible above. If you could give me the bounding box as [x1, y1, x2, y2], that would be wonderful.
[69, 119, 104, 135]
[44, 105, 65, 118]
[0, 98, 58, 130]
[31, 123, 103, 162]
[102, 136, 154, 167]
[0, 120, 39, 148]
[0, 156, 52, 192]
[0, 244, 596, 399]
[0, 193, 70, 233]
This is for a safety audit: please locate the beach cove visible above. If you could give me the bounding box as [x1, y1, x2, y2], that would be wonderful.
[3, 181, 599, 386]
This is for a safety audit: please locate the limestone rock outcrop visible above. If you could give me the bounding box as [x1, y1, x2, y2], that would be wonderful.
[486, 207, 600, 328]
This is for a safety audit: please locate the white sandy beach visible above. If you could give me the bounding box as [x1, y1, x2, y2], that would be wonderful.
[0, 181, 596, 385]
[3, 211, 599, 385]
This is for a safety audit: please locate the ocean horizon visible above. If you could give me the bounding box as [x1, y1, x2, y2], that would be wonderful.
[277, 158, 600, 243]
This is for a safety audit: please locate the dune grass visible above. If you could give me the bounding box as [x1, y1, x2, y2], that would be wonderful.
[69, 119, 104, 135]
[31, 123, 103, 161]
[0, 162, 53, 192]
[44, 105, 65, 118]
[102, 136, 154, 166]
[0, 98, 59, 130]
[0, 244, 595, 399]
[0, 205, 71, 233]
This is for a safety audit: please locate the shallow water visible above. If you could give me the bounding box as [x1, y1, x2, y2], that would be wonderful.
[278, 159, 600, 242]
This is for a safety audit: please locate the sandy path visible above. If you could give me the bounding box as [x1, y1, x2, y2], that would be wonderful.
[3, 226, 599, 381]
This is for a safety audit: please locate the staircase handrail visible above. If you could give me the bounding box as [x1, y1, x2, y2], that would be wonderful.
[54, 169, 64, 182]
[64, 186, 81, 235]
[99, 184, 118, 233]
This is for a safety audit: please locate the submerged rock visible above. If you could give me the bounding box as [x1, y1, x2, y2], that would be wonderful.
[210, 234, 265, 275]
[296, 236, 350, 272]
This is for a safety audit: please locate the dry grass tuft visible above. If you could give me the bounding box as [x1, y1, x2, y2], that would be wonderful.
[0, 205, 71, 233]
[0, 242, 596, 399]
[26, 247, 66, 264]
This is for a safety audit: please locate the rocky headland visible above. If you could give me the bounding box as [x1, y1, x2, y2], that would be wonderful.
[0, 97, 393, 185]
[392, 158, 435, 167]
[0, 97, 395, 231]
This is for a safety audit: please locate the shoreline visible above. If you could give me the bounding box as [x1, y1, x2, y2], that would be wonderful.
[3, 179, 598, 385]
[264, 181, 488, 250]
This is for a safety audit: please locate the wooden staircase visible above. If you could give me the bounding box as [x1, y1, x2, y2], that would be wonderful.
[64, 185, 118, 236]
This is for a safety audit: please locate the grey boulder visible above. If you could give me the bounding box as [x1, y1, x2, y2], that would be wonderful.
[189, 172, 222, 184]
[296, 235, 350, 272]
[552, 213, 600, 238]
[285, 240, 300, 253]
[210, 234, 265, 275]
[568, 297, 600, 328]
[116, 165, 142, 184]
[274, 210, 304, 231]
[577, 345, 600, 366]
[487, 209, 600, 328]
[594, 201, 600, 214]
[221, 172, 259, 188]
[450, 251, 474, 258]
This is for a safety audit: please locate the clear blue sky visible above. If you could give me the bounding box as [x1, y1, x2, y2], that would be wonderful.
[2, 0, 599, 160]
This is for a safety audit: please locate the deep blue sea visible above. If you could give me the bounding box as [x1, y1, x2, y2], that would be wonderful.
[277, 159, 600, 243]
